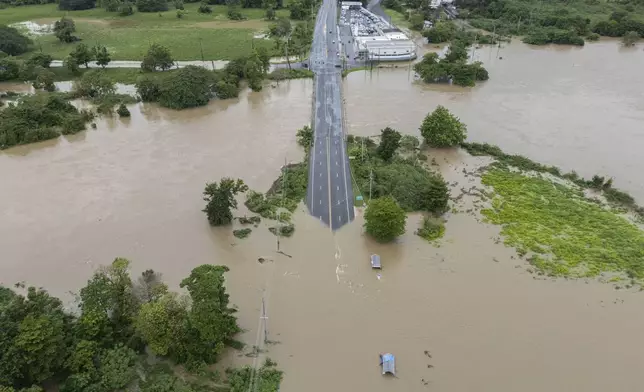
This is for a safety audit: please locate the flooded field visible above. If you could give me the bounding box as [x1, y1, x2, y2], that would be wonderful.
[2, 39, 644, 391]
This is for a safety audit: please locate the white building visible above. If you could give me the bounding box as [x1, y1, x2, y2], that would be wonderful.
[340, 2, 416, 62]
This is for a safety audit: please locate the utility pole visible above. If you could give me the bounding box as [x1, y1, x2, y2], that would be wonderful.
[277, 157, 287, 252]
[369, 168, 373, 201]
[361, 137, 365, 161]
[199, 38, 205, 64]
[261, 296, 268, 344]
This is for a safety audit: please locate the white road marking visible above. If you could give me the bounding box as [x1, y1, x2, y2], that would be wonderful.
[319, 200, 322, 205]
[337, 186, 339, 191]
[336, 173, 339, 178]
[319, 186, 322, 190]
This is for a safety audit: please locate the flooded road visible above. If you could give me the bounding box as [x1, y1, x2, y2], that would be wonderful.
[2, 39, 644, 391]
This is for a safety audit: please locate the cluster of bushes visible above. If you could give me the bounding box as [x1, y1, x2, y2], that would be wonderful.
[0, 259, 247, 392]
[523, 27, 585, 46]
[424, 21, 504, 45]
[135, 45, 269, 109]
[413, 42, 489, 87]
[0, 25, 32, 56]
[0, 93, 94, 149]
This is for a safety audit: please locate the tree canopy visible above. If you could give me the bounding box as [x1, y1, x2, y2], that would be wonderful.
[0, 260, 243, 391]
[59, 0, 96, 10]
[420, 105, 467, 148]
[158, 65, 215, 109]
[136, 0, 169, 12]
[203, 178, 249, 225]
[141, 44, 174, 72]
[364, 196, 407, 242]
[53, 17, 77, 43]
[376, 127, 401, 161]
[0, 25, 32, 56]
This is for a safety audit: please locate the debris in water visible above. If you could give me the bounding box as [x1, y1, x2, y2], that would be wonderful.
[258, 257, 265, 264]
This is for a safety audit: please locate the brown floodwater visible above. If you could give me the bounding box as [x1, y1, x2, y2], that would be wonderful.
[2, 39, 644, 392]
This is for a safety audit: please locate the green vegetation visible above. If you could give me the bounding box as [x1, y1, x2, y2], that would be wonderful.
[457, 0, 644, 44]
[0, 93, 94, 149]
[416, 215, 445, 242]
[0, 25, 32, 56]
[622, 30, 640, 45]
[0, 3, 291, 61]
[116, 103, 130, 117]
[348, 133, 450, 214]
[267, 68, 314, 80]
[460, 141, 644, 219]
[376, 127, 402, 162]
[227, 359, 283, 392]
[0, 259, 262, 392]
[413, 41, 489, 87]
[420, 105, 467, 148]
[364, 196, 407, 242]
[268, 223, 295, 237]
[203, 178, 249, 226]
[141, 43, 174, 72]
[481, 168, 644, 283]
[233, 228, 252, 238]
[245, 163, 307, 221]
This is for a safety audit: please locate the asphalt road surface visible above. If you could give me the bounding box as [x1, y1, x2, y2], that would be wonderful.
[306, 0, 355, 231]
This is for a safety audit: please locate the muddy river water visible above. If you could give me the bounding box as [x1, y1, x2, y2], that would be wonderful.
[2, 40, 644, 391]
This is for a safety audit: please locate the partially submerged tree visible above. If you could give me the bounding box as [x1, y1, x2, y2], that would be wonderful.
[364, 196, 407, 242]
[73, 70, 116, 98]
[202, 178, 249, 226]
[116, 103, 130, 117]
[420, 105, 467, 148]
[296, 124, 313, 152]
[376, 127, 402, 161]
[158, 65, 214, 109]
[622, 31, 640, 46]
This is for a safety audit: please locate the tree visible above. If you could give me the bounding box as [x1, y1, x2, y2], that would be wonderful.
[376, 127, 401, 161]
[288, 0, 310, 20]
[26, 53, 53, 68]
[269, 17, 292, 37]
[178, 265, 240, 365]
[63, 55, 80, 75]
[364, 196, 406, 242]
[53, 17, 77, 43]
[73, 70, 116, 98]
[0, 26, 33, 56]
[92, 45, 111, 68]
[97, 344, 138, 390]
[202, 178, 249, 226]
[198, 2, 212, 13]
[409, 12, 424, 31]
[135, 76, 161, 102]
[622, 30, 640, 46]
[420, 105, 467, 147]
[296, 124, 312, 152]
[136, 0, 169, 12]
[70, 43, 93, 68]
[158, 65, 214, 109]
[118, 1, 135, 15]
[0, 287, 71, 389]
[78, 258, 139, 347]
[227, 0, 245, 20]
[59, 0, 96, 10]
[135, 293, 188, 356]
[0, 58, 20, 81]
[141, 44, 174, 72]
[423, 20, 456, 43]
[33, 69, 56, 92]
[265, 7, 276, 20]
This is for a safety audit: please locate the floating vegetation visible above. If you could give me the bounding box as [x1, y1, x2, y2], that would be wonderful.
[481, 168, 644, 283]
[268, 224, 295, 237]
[416, 216, 445, 242]
[233, 228, 252, 239]
[237, 215, 261, 225]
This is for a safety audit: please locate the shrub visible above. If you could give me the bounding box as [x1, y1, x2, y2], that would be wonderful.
[73, 70, 116, 98]
[0, 25, 33, 56]
[174, 0, 184, 9]
[198, 2, 212, 13]
[136, 0, 169, 12]
[135, 76, 162, 102]
[416, 216, 445, 241]
[117, 103, 131, 117]
[0, 58, 20, 81]
[420, 105, 467, 148]
[119, 1, 135, 15]
[158, 66, 214, 109]
[33, 69, 56, 92]
[141, 43, 174, 72]
[622, 31, 640, 46]
[59, 0, 96, 11]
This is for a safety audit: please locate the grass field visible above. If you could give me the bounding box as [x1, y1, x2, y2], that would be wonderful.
[2, 3, 290, 60]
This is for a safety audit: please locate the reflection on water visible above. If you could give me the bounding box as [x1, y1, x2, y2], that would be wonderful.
[2, 40, 644, 392]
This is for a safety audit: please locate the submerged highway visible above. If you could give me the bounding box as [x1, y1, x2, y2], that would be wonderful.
[306, 0, 355, 231]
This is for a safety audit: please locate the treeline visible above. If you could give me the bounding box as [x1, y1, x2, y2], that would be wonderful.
[414, 36, 489, 87]
[456, 0, 644, 45]
[135, 44, 271, 109]
[0, 259, 268, 392]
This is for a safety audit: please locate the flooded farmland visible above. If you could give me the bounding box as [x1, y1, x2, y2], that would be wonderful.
[2, 39, 644, 391]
